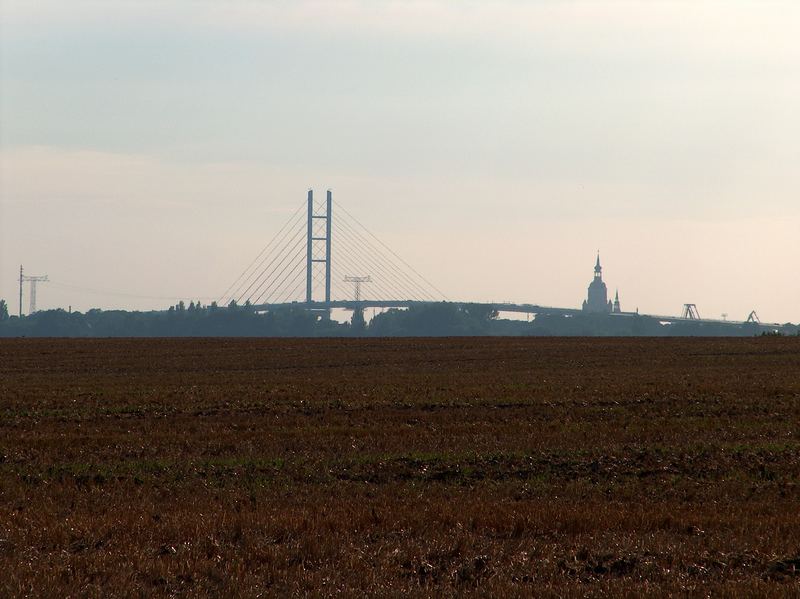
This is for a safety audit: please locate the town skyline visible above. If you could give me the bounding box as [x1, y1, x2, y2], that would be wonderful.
[1, 1, 798, 322]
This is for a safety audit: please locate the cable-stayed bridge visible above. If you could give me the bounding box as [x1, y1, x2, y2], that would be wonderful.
[219, 190, 785, 330]
[220, 189, 447, 311]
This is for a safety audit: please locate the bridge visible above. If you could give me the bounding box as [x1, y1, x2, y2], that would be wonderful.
[220, 190, 788, 332]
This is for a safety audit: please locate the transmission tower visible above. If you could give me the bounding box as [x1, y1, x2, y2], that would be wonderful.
[19, 265, 49, 316]
[344, 275, 371, 301]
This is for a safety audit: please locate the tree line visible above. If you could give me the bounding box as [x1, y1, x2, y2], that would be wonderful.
[0, 299, 795, 337]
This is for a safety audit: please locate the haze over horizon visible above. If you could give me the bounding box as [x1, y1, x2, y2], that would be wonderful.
[1, 1, 798, 323]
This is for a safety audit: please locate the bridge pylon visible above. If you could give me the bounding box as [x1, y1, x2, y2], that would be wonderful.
[306, 189, 333, 304]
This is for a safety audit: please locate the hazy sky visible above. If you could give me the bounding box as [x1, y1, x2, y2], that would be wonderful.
[1, 0, 798, 322]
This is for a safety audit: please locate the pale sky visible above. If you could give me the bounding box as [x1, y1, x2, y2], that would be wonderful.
[1, 0, 798, 323]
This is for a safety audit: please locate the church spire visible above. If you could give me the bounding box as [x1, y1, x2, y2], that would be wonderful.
[584, 252, 611, 313]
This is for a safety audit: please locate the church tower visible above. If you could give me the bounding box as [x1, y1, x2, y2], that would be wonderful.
[613, 289, 621, 313]
[582, 252, 612, 313]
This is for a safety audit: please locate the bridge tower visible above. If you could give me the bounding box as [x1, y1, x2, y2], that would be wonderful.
[306, 189, 333, 304]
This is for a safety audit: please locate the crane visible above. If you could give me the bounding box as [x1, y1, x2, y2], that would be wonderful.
[680, 304, 700, 320]
[746, 310, 760, 324]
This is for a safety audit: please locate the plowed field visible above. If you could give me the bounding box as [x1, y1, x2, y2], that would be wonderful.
[2, 337, 800, 597]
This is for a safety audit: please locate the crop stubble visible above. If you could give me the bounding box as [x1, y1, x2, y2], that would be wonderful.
[1, 337, 799, 597]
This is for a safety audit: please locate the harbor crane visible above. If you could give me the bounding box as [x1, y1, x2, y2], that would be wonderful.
[681, 304, 700, 320]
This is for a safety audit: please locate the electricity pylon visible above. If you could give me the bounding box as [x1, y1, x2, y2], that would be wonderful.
[19, 265, 49, 316]
[344, 276, 371, 301]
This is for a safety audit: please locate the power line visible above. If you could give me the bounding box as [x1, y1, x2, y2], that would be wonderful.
[47, 281, 217, 302]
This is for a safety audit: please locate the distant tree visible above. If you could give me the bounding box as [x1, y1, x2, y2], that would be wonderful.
[0, 299, 8, 322]
[351, 307, 366, 332]
[369, 303, 475, 336]
[188, 301, 196, 312]
[228, 300, 238, 310]
[462, 303, 499, 321]
[177, 300, 186, 313]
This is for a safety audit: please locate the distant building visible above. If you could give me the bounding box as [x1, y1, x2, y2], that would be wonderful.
[582, 253, 618, 314]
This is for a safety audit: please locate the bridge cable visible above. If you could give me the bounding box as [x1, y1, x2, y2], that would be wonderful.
[331, 247, 400, 301]
[245, 231, 307, 304]
[334, 201, 448, 300]
[231, 211, 307, 304]
[336, 209, 442, 301]
[220, 202, 306, 304]
[334, 213, 437, 300]
[334, 225, 414, 299]
[334, 217, 435, 301]
[237, 225, 306, 304]
[234, 211, 306, 303]
[260, 248, 306, 304]
[255, 250, 305, 306]
[250, 239, 308, 305]
[332, 228, 418, 299]
[261, 252, 306, 305]
[334, 218, 429, 300]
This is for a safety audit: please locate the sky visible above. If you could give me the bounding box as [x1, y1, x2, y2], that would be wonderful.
[1, 0, 798, 322]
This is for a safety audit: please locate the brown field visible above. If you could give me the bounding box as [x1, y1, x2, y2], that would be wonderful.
[1, 337, 800, 597]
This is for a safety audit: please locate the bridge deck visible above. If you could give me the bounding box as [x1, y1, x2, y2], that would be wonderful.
[249, 301, 783, 329]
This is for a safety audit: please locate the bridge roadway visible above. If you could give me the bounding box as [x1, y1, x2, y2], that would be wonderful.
[250, 300, 781, 329]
